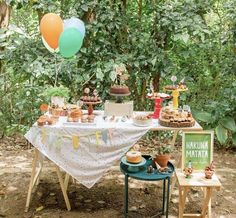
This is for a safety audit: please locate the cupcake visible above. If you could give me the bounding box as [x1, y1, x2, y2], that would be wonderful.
[81, 115, 88, 123]
[37, 118, 47, 126]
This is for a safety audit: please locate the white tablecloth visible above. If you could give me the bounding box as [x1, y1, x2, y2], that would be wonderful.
[25, 111, 154, 188]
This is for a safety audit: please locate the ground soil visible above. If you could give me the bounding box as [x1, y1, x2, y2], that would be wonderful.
[0, 135, 235, 218]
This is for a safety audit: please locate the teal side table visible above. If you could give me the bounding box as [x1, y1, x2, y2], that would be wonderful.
[120, 155, 175, 218]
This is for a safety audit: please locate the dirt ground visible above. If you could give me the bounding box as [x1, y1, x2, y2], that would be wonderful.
[0, 135, 236, 218]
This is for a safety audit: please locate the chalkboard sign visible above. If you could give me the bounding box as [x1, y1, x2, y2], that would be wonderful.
[182, 131, 214, 171]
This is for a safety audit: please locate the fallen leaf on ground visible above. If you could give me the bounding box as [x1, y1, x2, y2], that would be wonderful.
[36, 206, 44, 212]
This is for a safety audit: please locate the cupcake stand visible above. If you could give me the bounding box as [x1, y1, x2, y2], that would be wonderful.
[110, 92, 131, 103]
[146, 95, 171, 119]
[164, 88, 188, 109]
[81, 100, 102, 115]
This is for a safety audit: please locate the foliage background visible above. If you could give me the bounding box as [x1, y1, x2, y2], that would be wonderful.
[0, 0, 235, 147]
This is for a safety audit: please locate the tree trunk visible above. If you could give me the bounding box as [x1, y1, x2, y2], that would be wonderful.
[0, 1, 10, 28]
[138, 0, 142, 21]
[153, 72, 160, 92]
[0, 1, 10, 138]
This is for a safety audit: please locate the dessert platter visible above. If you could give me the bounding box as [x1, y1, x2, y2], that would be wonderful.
[64, 106, 96, 125]
[164, 76, 188, 91]
[159, 105, 195, 128]
[80, 88, 102, 115]
[133, 114, 152, 127]
[146, 92, 171, 99]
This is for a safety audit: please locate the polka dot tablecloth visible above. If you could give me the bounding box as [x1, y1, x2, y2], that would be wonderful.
[25, 111, 153, 188]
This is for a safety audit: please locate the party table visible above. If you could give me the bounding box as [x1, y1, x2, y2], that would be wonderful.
[24, 110, 202, 212]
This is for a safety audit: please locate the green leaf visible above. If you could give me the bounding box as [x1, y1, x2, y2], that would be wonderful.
[81, 4, 88, 12]
[219, 117, 236, 132]
[194, 112, 213, 123]
[109, 71, 117, 81]
[215, 124, 228, 144]
[96, 68, 104, 80]
[151, 57, 157, 66]
[232, 133, 236, 145]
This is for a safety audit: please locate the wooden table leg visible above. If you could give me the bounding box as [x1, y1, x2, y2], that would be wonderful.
[170, 130, 178, 147]
[201, 187, 212, 218]
[25, 149, 40, 212]
[64, 173, 70, 192]
[124, 174, 129, 218]
[55, 165, 71, 211]
[169, 130, 179, 200]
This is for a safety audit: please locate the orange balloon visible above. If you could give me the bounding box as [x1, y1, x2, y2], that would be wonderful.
[40, 13, 63, 49]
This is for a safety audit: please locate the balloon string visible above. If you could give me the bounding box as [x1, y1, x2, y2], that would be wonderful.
[54, 54, 58, 87]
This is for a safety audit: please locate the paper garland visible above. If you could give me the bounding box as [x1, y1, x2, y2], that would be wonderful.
[41, 129, 113, 150]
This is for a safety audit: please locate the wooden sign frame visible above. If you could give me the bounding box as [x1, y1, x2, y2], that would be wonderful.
[182, 131, 214, 171]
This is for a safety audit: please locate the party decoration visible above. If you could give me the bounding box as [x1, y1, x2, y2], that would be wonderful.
[42, 36, 59, 53]
[64, 17, 85, 38]
[59, 28, 83, 58]
[72, 135, 79, 149]
[40, 13, 63, 49]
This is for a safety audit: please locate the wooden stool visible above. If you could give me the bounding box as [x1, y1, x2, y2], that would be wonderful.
[176, 170, 221, 218]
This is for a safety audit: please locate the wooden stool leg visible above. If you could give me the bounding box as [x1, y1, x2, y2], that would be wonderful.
[25, 149, 39, 212]
[201, 187, 212, 218]
[203, 187, 212, 218]
[179, 186, 183, 218]
[55, 166, 71, 211]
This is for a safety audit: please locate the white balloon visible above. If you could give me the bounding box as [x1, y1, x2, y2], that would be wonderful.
[64, 17, 85, 38]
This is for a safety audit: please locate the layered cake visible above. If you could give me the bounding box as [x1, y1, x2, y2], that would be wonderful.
[126, 151, 142, 164]
[110, 64, 130, 95]
[159, 106, 195, 128]
[110, 85, 130, 95]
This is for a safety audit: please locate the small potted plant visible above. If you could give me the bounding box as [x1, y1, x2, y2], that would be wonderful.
[152, 144, 173, 168]
[204, 161, 215, 179]
[43, 86, 70, 107]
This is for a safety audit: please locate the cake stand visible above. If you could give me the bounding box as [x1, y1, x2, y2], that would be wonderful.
[81, 101, 102, 115]
[164, 88, 188, 109]
[146, 95, 171, 119]
[110, 92, 131, 103]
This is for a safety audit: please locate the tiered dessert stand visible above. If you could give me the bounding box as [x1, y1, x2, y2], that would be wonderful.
[146, 95, 171, 119]
[81, 100, 102, 115]
[110, 92, 131, 103]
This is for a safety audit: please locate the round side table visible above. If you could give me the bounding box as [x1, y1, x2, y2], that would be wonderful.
[120, 155, 175, 218]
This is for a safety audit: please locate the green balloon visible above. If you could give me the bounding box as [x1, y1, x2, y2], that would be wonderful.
[59, 27, 83, 58]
